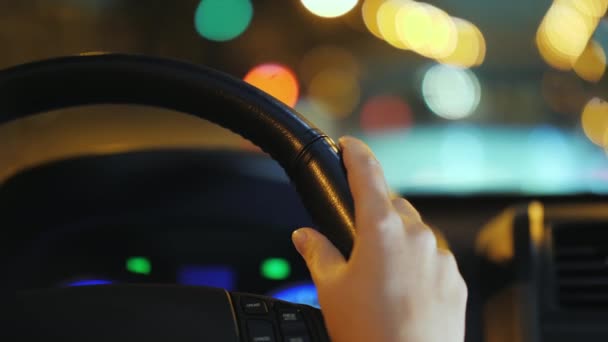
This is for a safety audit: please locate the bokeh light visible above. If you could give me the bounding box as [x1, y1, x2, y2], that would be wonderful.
[244, 63, 300, 107]
[308, 68, 360, 119]
[194, 0, 253, 42]
[395, 2, 457, 59]
[299, 45, 360, 85]
[422, 64, 481, 120]
[299, 46, 361, 120]
[541, 71, 586, 114]
[558, 0, 608, 18]
[360, 95, 413, 134]
[546, 3, 596, 58]
[260, 258, 291, 280]
[574, 39, 607, 82]
[522, 126, 576, 193]
[362, 0, 385, 38]
[439, 126, 485, 188]
[581, 97, 608, 146]
[438, 17, 486, 67]
[300, 0, 358, 18]
[536, 23, 571, 70]
[364, 0, 485, 65]
[536, 0, 603, 70]
[126, 256, 151, 275]
[377, 0, 410, 50]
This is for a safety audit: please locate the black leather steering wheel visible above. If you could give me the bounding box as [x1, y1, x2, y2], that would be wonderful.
[0, 54, 356, 341]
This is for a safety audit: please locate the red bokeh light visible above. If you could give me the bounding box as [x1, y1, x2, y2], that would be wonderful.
[360, 95, 413, 133]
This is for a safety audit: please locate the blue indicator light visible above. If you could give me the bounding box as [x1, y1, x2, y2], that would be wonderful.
[268, 282, 319, 308]
[178, 265, 235, 290]
[64, 279, 114, 287]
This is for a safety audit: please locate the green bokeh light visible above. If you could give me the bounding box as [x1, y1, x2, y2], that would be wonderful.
[194, 0, 253, 42]
[261, 257, 291, 280]
[126, 256, 151, 275]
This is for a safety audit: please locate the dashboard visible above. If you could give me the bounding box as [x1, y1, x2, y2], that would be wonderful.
[4, 147, 608, 342]
[2, 149, 326, 307]
[34, 223, 320, 308]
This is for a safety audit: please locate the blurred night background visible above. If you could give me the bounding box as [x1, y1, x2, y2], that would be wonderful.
[2, 0, 608, 195]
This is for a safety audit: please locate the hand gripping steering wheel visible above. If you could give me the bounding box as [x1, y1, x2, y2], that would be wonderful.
[0, 54, 356, 342]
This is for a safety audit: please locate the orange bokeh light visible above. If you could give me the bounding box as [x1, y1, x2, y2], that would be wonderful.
[244, 63, 300, 107]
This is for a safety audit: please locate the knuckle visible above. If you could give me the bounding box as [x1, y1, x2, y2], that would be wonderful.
[375, 210, 404, 234]
[408, 226, 437, 252]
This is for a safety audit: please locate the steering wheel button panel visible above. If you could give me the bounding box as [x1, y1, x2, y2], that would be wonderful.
[231, 293, 330, 342]
[284, 336, 311, 342]
[242, 297, 269, 314]
[279, 310, 303, 323]
[248, 320, 276, 342]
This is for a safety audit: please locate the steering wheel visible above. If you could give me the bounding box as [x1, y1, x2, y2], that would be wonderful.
[0, 54, 356, 342]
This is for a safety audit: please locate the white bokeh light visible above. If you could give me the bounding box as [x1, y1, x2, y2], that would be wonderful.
[422, 64, 481, 120]
[300, 0, 358, 18]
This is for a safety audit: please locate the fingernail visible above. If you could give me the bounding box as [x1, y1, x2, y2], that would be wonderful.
[338, 135, 354, 147]
[292, 229, 308, 254]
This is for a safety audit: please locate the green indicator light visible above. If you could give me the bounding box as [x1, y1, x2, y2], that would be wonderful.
[194, 0, 253, 42]
[261, 257, 291, 280]
[126, 256, 151, 275]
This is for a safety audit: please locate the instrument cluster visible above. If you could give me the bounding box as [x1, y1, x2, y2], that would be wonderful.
[31, 223, 320, 308]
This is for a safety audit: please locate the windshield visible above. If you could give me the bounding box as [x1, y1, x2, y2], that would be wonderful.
[2, 0, 608, 195]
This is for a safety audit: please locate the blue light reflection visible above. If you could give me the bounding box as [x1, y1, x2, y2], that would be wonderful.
[178, 265, 236, 290]
[64, 279, 114, 287]
[268, 282, 319, 308]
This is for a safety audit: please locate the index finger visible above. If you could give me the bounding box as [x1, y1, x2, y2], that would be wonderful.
[339, 136, 394, 230]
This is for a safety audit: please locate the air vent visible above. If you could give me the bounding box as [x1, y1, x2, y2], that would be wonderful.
[552, 222, 608, 310]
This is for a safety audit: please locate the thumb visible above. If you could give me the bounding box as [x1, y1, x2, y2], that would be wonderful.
[292, 228, 346, 283]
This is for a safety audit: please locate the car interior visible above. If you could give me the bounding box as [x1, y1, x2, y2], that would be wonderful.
[2, 1, 608, 341]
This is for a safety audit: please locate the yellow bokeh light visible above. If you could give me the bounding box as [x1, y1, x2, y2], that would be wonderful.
[536, 23, 572, 70]
[574, 40, 607, 83]
[545, 3, 596, 58]
[395, 2, 457, 59]
[377, 0, 411, 50]
[581, 97, 608, 146]
[474, 26, 486, 65]
[308, 68, 361, 119]
[362, 0, 386, 38]
[557, 0, 608, 18]
[528, 201, 545, 246]
[395, 2, 430, 54]
[300, 0, 359, 18]
[299, 45, 360, 85]
[438, 17, 485, 68]
[536, 1, 600, 69]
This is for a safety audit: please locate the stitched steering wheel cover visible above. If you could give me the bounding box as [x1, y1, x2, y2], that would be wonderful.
[0, 53, 355, 258]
